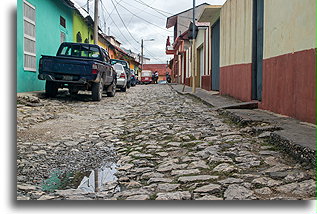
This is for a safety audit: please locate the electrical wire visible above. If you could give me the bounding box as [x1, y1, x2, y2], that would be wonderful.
[121, 0, 165, 21]
[132, 0, 193, 20]
[101, 0, 167, 64]
[100, 1, 140, 52]
[113, 0, 171, 32]
[131, 0, 197, 29]
[105, 0, 124, 22]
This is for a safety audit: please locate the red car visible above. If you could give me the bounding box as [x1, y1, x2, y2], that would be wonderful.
[141, 70, 153, 84]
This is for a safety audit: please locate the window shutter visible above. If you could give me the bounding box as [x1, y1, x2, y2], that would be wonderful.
[23, 0, 36, 72]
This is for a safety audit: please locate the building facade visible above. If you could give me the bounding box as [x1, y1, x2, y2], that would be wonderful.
[17, 0, 73, 92]
[166, 0, 316, 124]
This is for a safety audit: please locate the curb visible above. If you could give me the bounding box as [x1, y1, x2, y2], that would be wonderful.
[169, 84, 316, 167]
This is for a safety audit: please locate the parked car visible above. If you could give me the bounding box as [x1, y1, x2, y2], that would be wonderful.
[113, 63, 127, 92]
[38, 42, 117, 101]
[141, 70, 153, 84]
[158, 80, 167, 84]
[110, 59, 131, 88]
[130, 69, 137, 87]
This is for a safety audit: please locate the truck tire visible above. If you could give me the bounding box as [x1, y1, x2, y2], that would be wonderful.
[92, 80, 103, 101]
[120, 85, 127, 92]
[45, 81, 58, 97]
[107, 81, 116, 97]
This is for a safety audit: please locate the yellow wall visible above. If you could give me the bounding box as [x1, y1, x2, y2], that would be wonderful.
[220, 0, 253, 67]
[264, 0, 316, 59]
[73, 12, 94, 44]
[98, 40, 108, 49]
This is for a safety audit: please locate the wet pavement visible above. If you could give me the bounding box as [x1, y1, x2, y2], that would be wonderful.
[17, 85, 316, 200]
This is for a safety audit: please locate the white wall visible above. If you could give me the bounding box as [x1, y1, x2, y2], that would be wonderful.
[264, 0, 316, 59]
[220, 0, 253, 67]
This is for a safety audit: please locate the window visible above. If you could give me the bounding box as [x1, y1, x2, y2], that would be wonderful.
[76, 32, 82, 43]
[60, 16, 66, 28]
[23, 0, 36, 72]
[57, 43, 102, 60]
[60, 32, 66, 44]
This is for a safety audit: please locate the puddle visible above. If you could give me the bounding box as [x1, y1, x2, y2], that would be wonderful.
[77, 163, 119, 193]
[41, 163, 119, 193]
[41, 170, 90, 192]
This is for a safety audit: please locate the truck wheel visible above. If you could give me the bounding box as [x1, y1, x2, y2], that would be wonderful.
[107, 82, 116, 97]
[127, 81, 131, 89]
[92, 80, 103, 101]
[120, 85, 127, 92]
[45, 81, 58, 97]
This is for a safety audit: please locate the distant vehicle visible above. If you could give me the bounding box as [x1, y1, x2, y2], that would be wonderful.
[38, 42, 117, 101]
[141, 70, 153, 84]
[110, 59, 131, 88]
[113, 64, 127, 92]
[158, 80, 167, 84]
[130, 69, 137, 87]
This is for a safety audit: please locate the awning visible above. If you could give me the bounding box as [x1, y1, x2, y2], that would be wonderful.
[198, 5, 222, 26]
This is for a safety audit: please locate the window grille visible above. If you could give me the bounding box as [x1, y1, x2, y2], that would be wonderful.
[60, 32, 66, 44]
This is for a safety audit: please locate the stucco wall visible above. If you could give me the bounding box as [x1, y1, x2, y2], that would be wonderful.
[17, 0, 73, 92]
[73, 12, 94, 44]
[261, 0, 316, 124]
[264, 0, 316, 59]
[220, 0, 253, 67]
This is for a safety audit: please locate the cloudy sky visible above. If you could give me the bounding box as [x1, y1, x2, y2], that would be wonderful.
[74, 0, 227, 64]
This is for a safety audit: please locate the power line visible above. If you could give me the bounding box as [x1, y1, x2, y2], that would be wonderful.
[131, 0, 197, 29]
[121, 0, 165, 21]
[109, 0, 141, 44]
[132, 0, 193, 20]
[114, 0, 171, 32]
[100, 0, 167, 64]
[100, 1, 140, 52]
[105, 0, 124, 22]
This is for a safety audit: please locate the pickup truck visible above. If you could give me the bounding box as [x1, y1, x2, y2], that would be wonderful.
[38, 42, 117, 101]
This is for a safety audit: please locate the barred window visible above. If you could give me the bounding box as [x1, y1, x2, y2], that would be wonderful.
[23, 0, 36, 72]
[60, 32, 66, 44]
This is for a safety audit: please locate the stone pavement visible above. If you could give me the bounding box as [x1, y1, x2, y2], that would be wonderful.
[170, 84, 316, 166]
[17, 84, 316, 200]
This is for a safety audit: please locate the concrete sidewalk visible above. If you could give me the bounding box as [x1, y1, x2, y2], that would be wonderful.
[170, 84, 316, 166]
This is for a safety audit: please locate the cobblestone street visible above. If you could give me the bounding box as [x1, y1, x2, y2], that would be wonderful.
[17, 85, 316, 200]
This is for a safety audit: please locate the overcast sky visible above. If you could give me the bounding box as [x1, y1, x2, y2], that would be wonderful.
[74, 0, 227, 64]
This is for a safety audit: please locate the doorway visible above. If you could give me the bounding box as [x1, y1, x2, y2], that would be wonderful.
[211, 19, 220, 91]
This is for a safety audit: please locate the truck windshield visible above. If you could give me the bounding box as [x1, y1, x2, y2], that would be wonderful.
[58, 44, 101, 60]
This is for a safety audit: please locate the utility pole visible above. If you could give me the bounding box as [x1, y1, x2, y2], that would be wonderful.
[141, 39, 144, 71]
[94, 0, 99, 45]
[191, 0, 196, 93]
[93, 0, 99, 191]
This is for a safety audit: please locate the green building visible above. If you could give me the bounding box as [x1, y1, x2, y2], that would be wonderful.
[17, 0, 74, 92]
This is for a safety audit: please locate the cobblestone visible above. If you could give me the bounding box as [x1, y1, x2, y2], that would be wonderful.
[17, 85, 316, 200]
